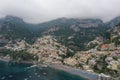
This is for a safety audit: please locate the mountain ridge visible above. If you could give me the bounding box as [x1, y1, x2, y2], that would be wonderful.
[1, 15, 120, 50]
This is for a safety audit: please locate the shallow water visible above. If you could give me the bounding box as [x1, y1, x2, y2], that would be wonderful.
[0, 61, 87, 80]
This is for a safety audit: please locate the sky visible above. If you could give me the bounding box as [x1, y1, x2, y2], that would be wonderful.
[0, 0, 120, 23]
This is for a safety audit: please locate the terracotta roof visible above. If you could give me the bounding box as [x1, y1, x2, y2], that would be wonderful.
[101, 44, 109, 49]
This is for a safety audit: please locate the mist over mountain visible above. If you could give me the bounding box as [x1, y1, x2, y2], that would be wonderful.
[0, 0, 120, 23]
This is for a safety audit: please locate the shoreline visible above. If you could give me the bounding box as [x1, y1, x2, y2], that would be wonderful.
[0, 58, 99, 80]
[0, 57, 34, 65]
[12, 60, 35, 65]
[48, 64, 98, 80]
[0, 57, 11, 62]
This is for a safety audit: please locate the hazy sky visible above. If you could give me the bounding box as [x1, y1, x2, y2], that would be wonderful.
[0, 0, 120, 23]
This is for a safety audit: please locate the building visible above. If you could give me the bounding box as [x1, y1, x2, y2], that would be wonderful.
[98, 73, 111, 80]
[101, 43, 116, 51]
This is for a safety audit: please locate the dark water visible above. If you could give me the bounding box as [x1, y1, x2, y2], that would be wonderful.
[0, 61, 87, 80]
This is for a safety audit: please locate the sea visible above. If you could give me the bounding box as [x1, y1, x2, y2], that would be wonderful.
[0, 61, 87, 80]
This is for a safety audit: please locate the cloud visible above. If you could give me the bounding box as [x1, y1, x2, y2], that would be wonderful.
[0, 0, 120, 23]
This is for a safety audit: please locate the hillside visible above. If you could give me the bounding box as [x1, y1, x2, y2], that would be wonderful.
[106, 16, 120, 27]
[0, 16, 120, 80]
[0, 16, 38, 44]
[1, 15, 120, 51]
[37, 18, 108, 51]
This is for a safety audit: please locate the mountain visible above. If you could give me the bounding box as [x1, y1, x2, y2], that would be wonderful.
[37, 18, 105, 30]
[105, 23, 120, 46]
[1, 16, 120, 80]
[1, 15, 120, 51]
[0, 16, 36, 44]
[38, 18, 108, 50]
[106, 16, 120, 27]
[37, 17, 120, 51]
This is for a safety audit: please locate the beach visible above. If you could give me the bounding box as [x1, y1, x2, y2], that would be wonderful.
[49, 64, 99, 80]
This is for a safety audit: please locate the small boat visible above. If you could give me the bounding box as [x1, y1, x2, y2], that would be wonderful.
[26, 65, 37, 69]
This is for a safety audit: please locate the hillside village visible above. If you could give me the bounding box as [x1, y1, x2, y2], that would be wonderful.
[2, 34, 120, 80]
[0, 16, 120, 80]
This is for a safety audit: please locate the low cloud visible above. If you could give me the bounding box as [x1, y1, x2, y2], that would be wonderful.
[0, 0, 120, 23]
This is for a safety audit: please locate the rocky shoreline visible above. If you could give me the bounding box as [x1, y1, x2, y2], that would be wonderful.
[0, 56, 11, 62]
[0, 57, 34, 65]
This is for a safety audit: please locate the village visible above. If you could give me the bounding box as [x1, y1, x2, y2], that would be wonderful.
[3, 35, 120, 80]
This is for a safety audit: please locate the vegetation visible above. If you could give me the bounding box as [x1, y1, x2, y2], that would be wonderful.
[93, 55, 108, 73]
[0, 49, 38, 61]
[10, 50, 38, 61]
[0, 18, 37, 44]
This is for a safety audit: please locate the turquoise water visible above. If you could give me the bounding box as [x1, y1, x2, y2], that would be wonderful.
[0, 61, 87, 80]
